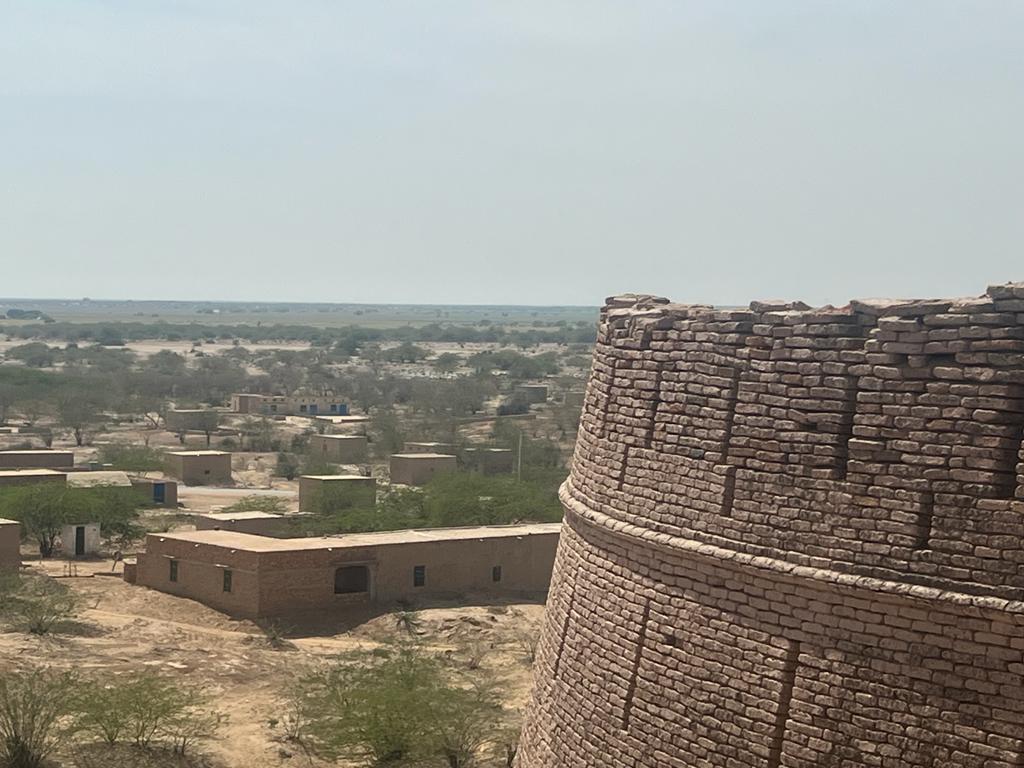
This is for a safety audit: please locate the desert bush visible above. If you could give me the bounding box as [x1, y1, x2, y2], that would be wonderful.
[97, 443, 166, 472]
[0, 668, 79, 768]
[274, 452, 301, 480]
[289, 644, 505, 767]
[75, 673, 224, 754]
[220, 495, 287, 514]
[0, 574, 80, 635]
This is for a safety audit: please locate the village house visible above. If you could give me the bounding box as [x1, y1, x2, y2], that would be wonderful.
[299, 475, 376, 512]
[0, 450, 74, 469]
[166, 451, 233, 486]
[127, 523, 561, 619]
[389, 453, 458, 486]
[308, 434, 368, 464]
[0, 518, 20, 570]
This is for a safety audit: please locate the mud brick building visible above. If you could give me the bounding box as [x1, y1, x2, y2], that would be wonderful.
[0, 450, 74, 469]
[389, 453, 458, 486]
[194, 511, 294, 537]
[128, 523, 561, 618]
[464, 447, 515, 475]
[309, 434, 368, 464]
[0, 469, 68, 488]
[519, 283, 1024, 768]
[166, 451, 233, 486]
[298, 475, 376, 512]
[0, 518, 20, 570]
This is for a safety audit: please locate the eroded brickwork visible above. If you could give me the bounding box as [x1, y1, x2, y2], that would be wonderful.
[518, 283, 1024, 768]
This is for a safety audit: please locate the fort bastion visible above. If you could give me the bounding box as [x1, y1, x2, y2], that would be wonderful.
[518, 282, 1024, 768]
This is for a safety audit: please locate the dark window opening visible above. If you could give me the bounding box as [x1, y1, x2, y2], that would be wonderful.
[169, 560, 178, 582]
[413, 565, 426, 587]
[223, 569, 233, 593]
[335, 565, 369, 594]
[913, 492, 935, 550]
[492, 565, 502, 582]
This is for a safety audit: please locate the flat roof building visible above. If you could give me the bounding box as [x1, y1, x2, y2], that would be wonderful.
[389, 453, 458, 486]
[128, 523, 561, 618]
[166, 451, 233, 486]
[0, 518, 20, 570]
[0, 469, 68, 488]
[130, 477, 178, 507]
[465, 447, 514, 475]
[515, 384, 549, 404]
[194, 511, 296, 538]
[299, 475, 376, 513]
[60, 522, 101, 559]
[404, 441, 457, 455]
[309, 434, 368, 464]
[0, 450, 74, 469]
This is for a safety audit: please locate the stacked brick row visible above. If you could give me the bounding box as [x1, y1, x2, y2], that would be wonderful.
[518, 283, 1024, 768]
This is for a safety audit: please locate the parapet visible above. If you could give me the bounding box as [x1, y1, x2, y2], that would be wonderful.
[570, 282, 1024, 599]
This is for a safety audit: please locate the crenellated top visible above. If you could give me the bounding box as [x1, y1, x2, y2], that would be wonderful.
[568, 282, 1024, 599]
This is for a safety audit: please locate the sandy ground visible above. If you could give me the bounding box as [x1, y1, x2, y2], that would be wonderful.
[1, 557, 545, 768]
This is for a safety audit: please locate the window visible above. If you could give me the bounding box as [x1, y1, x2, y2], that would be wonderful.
[299, 405, 308, 413]
[223, 569, 233, 593]
[335, 565, 369, 594]
[492, 566, 502, 583]
[413, 565, 426, 587]
[169, 560, 178, 582]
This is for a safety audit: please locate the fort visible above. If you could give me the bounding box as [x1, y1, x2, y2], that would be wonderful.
[518, 283, 1024, 768]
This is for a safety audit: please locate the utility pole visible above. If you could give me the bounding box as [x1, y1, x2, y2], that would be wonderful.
[517, 431, 523, 482]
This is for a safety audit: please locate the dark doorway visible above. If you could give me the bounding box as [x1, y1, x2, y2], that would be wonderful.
[74, 526, 85, 557]
[335, 565, 369, 594]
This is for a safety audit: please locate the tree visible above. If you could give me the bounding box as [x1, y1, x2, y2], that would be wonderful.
[195, 410, 221, 447]
[432, 353, 462, 375]
[56, 390, 106, 446]
[0, 484, 140, 557]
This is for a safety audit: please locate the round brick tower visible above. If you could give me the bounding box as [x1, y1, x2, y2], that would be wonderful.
[518, 284, 1024, 768]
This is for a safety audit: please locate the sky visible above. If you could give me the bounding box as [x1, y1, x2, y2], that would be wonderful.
[1, 1, 1022, 306]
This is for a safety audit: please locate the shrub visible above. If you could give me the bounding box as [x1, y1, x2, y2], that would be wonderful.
[220, 495, 287, 514]
[0, 669, 79, 768]
[97, 443, 165, 472]
[0, 574, 79, 635]
[74, 673, 224, 755]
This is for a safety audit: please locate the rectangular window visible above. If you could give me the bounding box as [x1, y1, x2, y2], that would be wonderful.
[223, 569, 233, 593]
[413, 565, 426, 587]
[169, 560, 178, 582]
[492, 566, 502, 582]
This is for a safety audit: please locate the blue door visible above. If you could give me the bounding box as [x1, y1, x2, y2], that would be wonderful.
[153, 483, 165, 504]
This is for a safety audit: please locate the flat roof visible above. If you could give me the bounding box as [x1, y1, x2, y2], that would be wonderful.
[0, 450, 73, 455]
[0, 517, 20, 525]
[66, 471, 132, 488]
[151, 522, 561, 552]
[301, 474, 374, 481]
[391, 453, 457, 460]
[169, 450, 230, 457]
[201, 511, 283, 521]
[0, 469, 66, 478]
[316, 434, 365, 440]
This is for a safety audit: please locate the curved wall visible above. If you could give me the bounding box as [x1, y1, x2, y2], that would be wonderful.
[518, 284, 1024, 768]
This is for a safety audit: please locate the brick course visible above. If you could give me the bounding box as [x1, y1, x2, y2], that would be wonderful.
[518, 283, 1024, 768]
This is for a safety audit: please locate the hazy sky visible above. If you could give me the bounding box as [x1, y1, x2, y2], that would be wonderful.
[1, 2, 1022, 306]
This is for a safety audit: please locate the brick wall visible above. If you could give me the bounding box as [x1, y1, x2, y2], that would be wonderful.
[0, 519, 20, 570]
[518, 283, 1024, 768]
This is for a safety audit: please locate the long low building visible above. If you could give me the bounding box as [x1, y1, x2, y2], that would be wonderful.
[0, 450, 74, 469]
[0, 469, 68, 488]
[127, 523, 561, 618]
[0, 518, 20, 570]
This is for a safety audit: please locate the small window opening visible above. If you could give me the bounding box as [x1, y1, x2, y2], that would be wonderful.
[169, 560, 178, 582]
[492, 566, 502, 582]
[223, 569, 233, 593]
[335, 565, 369, 594]
[413, 565, 426, 587]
